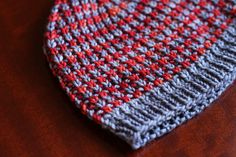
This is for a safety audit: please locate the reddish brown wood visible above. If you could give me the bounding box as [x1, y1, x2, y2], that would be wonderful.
[0, 1, 236, 157]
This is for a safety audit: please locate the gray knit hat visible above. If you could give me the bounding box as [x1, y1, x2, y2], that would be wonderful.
[44, 0, 236, 149]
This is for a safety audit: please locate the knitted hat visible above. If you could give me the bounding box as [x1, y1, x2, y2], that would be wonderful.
[44, 0, 236, 149]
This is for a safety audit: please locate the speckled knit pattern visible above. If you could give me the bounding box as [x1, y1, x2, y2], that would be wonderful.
[44, 0, 236, 149]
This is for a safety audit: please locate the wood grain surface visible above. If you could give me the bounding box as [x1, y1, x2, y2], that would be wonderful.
[0, 1, 236, 157]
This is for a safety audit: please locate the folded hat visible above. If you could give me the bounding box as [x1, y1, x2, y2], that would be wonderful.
[44, 0, 236, 149]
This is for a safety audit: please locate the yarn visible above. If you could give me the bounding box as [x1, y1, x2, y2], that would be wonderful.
[44, 0, 236, 149]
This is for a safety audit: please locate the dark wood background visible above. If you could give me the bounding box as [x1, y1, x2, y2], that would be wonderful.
[0, 1, 236, 157]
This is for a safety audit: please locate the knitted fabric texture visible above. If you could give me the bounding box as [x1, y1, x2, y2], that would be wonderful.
[44, 0, 236, 149]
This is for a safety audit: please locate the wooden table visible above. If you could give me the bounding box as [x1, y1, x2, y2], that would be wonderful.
[0, 1, 236, 157]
